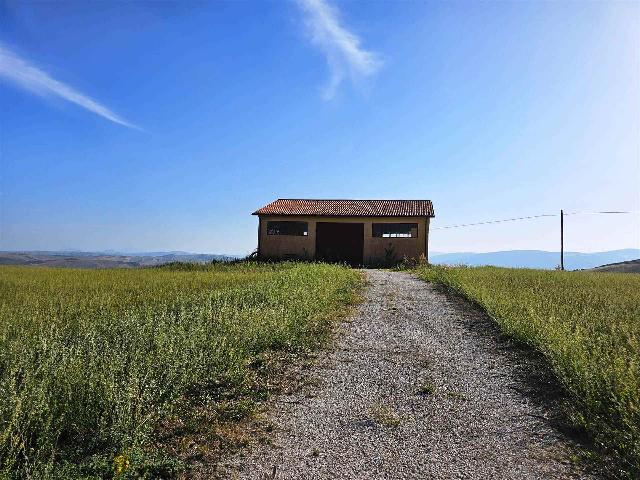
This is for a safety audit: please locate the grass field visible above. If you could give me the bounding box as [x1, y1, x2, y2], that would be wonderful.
[0, 262, 363, 479]
[415, 265, 640, 477]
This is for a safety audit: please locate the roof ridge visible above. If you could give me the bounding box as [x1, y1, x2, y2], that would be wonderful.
[276, 198, 432, 201]
[253, 199, 435, 217]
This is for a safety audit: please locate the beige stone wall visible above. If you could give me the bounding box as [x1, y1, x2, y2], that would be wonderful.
[257, 215, 430, 265]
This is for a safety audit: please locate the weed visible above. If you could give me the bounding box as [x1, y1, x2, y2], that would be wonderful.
[371, 404, 401, 427]
[445, 391, 467, 401]
[417, 379, 437, 396]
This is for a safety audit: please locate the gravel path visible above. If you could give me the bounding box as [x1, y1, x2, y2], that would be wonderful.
[220, 270, 595, 479]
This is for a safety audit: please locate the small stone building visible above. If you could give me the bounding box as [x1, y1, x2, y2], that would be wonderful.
[253, 199, 435, 266]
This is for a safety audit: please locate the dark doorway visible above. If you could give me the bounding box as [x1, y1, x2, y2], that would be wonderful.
[316, 222, 364, 266]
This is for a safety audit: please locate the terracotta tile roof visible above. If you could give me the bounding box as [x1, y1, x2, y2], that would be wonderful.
[253, 199, 435, 217]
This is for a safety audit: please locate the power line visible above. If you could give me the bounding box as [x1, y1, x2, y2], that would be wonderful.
[434, 213, 555, 230]
[433, 210, 638, 230]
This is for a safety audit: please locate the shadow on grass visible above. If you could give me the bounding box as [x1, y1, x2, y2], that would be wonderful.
[429, 282, 615, 478]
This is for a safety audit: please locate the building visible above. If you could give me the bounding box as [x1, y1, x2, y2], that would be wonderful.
[253, 199, 435, 266]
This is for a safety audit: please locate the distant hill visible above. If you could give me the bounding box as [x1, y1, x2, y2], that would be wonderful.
[3, 249, 638, 271]
[430, 249, 640, 271]
[0, 251, 241, 268]
[589, 259, 640, 273]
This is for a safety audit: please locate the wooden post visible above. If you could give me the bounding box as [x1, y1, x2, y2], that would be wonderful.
[560, 209, 564, 271]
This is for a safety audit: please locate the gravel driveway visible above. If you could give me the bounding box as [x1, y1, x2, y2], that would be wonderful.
[220, 270, 595, 479]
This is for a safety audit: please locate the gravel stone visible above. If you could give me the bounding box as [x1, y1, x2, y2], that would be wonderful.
[219, 270, 596, 479]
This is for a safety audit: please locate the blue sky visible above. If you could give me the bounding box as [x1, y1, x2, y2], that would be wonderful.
[1, 0, 638, 255]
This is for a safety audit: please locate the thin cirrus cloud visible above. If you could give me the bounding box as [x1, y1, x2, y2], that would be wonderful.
[295, 0, 383, 100]
[0, 44, 141, 130]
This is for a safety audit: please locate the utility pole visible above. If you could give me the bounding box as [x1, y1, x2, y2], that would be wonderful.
[560, 209, 564, 271]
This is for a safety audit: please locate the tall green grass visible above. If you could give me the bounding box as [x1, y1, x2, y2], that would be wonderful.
[416, 265, 639, 477]
[0, 262, 362, 479]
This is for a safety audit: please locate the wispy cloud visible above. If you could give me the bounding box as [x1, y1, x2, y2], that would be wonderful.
[295, 0, 382, 100]
[0, 45, 140, 130]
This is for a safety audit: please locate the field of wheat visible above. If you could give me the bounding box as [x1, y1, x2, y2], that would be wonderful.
[0, 262, 363, 479]
[416, 265, 640, 477]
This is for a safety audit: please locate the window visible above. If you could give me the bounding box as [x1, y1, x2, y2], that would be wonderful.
[372, 223, 418, 238]
[266, 221, 308, 236]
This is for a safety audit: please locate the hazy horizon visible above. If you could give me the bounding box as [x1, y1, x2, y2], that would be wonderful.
[2, 247, 639, 257]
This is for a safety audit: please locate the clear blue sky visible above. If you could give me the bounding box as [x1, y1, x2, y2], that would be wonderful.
[1, 0, 638, 255]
